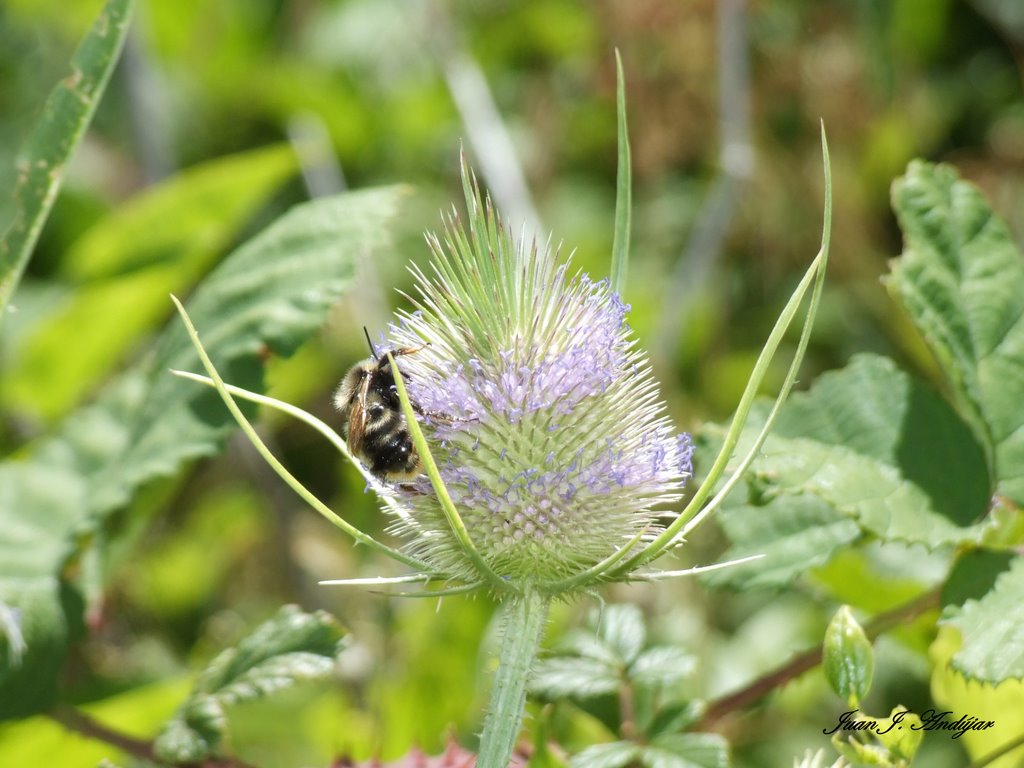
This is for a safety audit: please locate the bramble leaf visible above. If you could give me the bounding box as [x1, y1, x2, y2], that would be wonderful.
[638, 733, 729, 768]
[941, 555, 1024, 683]
[530, 656, 621, 700]
[703, 495, 861, 590]
[890, 160, 1024, 505]
[598, 605, 646, 666]
[569, 742, 641, 768]
[0, 185, 405, 720]
[705, 354, 990, 590]
[3, 146, 297, 421]
[629, 647, 695, 688]
[154, 606, 345, 763]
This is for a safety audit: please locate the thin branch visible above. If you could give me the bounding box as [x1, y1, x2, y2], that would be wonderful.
[695, 588, 942, 730]
[49, 705, 159, 764]
[51, 704, 262, 768]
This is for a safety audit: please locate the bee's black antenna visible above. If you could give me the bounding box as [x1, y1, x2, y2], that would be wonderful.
[363, 327, 379, 360]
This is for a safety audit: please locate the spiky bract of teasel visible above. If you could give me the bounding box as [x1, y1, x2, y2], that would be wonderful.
[385, 184, 693, 589]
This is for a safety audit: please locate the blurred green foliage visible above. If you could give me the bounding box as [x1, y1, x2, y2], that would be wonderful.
[2, 1, 1024, 766]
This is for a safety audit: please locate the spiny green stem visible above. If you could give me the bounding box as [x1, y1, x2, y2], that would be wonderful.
[478, 588, 550, 768]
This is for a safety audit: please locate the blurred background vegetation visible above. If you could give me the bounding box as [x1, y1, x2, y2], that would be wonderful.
[1, 0, 1023, 766]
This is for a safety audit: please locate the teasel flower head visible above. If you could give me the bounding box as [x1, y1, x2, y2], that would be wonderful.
[379, 168, 694, 592]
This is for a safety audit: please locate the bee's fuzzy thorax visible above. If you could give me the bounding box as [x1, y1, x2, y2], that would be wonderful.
[375, 177, 693, 590]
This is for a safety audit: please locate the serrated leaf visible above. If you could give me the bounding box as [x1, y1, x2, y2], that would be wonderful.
[930, 625, 1024, 765]
[155, 698, 222, 764]
[3, 145, 297, 421]
[0, 0, 134, 317]
[708, 355, 990, 579]
[890, 160, 1024, 505]
[530, 656, 620, 700]
[629, 647, 695, 688]
[645, 702, 703, 739]
[941, 550, 1015, 608]
[823, 606, 874, 708]
[641, 733, 729, 768]
[0, 185, 405, 720]
[941, 555, 1024, 683]
[704, 496, 861, 590]
[569, 742, 641, 768]
[557, 630, 622, 667]
[76, 184, 405, 516]
[597, 605, 646, 665]
[154, 606, 345, 762]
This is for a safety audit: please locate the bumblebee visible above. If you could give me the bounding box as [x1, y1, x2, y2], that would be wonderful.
[334, 333, 427, 482]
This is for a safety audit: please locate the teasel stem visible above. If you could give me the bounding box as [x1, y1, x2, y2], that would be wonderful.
[477, 586, 550, 768]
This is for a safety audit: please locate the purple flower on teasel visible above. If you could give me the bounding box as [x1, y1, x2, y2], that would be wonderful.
[380, 190, 693, 586]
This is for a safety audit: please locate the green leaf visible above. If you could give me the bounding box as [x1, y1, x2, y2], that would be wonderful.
[873, 707, 923, 763]
[645, 701, 703, 739]
[703, 495, 861, 590]
[558, 631, 622, 667]
[706, 354, 991, 583]
[0, 0, 134, 318]
[52, 184, 405, 518]
[0, 578, 83, 720]
[569, 742, 641, 768]
[0, 186, 405, 720]
[941, 555, 1024, 683]
[931, 625, 1024, 765]
[598, 604, 646, 666]
[629, 647, 695, 689]
[3, 146, 297, 421]
[640, 733, 729, 768]
[0, 459, 87, 719]
[823, 606, 874, 708]
[154, 606, 345, 763]
[941, 549, 1015, 608]
[533, 603, 659, 701]
[530, 656, 620, 700]
[890, 160, 1024, 505]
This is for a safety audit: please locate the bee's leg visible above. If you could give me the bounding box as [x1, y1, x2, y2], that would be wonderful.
[392, 342, 431, 358]
[419, 409, 477, 425]
[394, 482, 430, 495]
